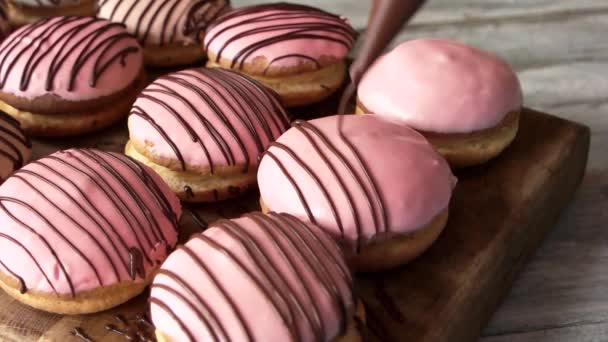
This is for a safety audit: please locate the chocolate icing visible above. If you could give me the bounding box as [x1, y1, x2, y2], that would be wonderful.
[338, 0, 426, 113]
[151, 212, 353, 341]
[98, 0, 229, 46]
[205, 3, 357, 72]
[261, 116, 387, 251]
[0, 149, 177, 297]
[0, 110, 30, 183]
[130, 68, 289, 173]
[0, 16, 140, 93]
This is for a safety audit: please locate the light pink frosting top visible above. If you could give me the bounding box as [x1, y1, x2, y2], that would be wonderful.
[97, 0, 229, 46]
[151, 212, 354, 342]
[204, 3, 356, 70]
[0, 16, 143, 102]
[358, 38, 523, 133]
[258, 114, 456, 253]
[0, 149, 181, 295]
[128, 68, 289, 172]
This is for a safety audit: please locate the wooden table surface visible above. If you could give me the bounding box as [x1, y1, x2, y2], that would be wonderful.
[233, 1, 608, 341]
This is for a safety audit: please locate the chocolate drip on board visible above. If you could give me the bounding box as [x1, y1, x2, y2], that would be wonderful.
[98, 0, 229, 46]
[130, 68, 288, 173]
[71, 327, 94, 342]
[205, 3, 357, 72]
[0, 111, 30, 182]
[104, 313, 156, 342]
[261, 117, 388, 251]
[0, 149, 177, 297]
[0, 16, 140, 93]
[151, 213, 352, 341]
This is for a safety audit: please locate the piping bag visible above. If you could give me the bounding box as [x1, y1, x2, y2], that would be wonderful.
[338, 0, 427, 114]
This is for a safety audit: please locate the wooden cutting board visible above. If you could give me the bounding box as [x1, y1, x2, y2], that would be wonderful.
[0, 106, 589, 342]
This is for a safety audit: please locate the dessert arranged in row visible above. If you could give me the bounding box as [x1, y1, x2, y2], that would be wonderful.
[0, 2, 524, 341]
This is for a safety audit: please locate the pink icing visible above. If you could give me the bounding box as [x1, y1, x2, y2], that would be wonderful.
[257, 114, 456, 253]
[128, 68, 289, 171]
[151, 213, 354, 342]
[204, 3, 356, 70]
[0, 149, 181, 295]
[358, 38, 523, 133]
[97, 0, 229, 46]
[0, 16, 143, 102]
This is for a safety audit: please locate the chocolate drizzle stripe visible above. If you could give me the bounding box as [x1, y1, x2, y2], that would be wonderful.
[274, 212, 353, 286]
[0, 243, 26, 293]
[53, 152, 155, 264]
[214, 219, 301, 339]
[98, 0, 229, 46]
[151, 213, 353, 341]
[0, 232, 56, 294]
[263, 118, 388, 250]
[0, 16, 140, 92]
[205, 3, 357, 70]
[150, 298, 195, 342]
[12, 173, 119, 284]
[0, 202, 74, 296]
[105, 151, 178, 228]
[154, 269, 227, 341]
[151, 284, 218, 341]
[32, 159, 135, 275]
[1, 193, 103, 287]
[0, 149, 177, 298]
[275, 213, 357, 329]
[268, 141, 342, 232]
[262, 150, 315, 223]
[337, 114, 388, 232]
[78, 150, 165, 245]
[131, 68, 288, 173]
[178, 243, 254, 341]
[247, 213, 328, 339]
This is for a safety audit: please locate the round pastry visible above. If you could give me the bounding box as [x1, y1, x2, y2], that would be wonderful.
[0, 110, 30, 182]
[357, 38, 522, 168]
[125, 67, 290, 203]
[0, 16, 145, 137]
[0, 149, 181, 314]
[204, 3, 357, 108]
[257, 114, 456, 272]
[6, 0, 95, 27]
[97, 0, 230, 67]
[151, 212, 360, 342]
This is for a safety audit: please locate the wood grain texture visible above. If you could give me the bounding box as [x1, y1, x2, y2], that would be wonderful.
[0, 1, 601, 340]
[0, 108, 588, 342]
[231, 1, 607, 340]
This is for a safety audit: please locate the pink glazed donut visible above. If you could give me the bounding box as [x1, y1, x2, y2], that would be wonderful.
[0, 149, 181, 314]
[204, 3, 357, 107]
[257, 114, 456, 272]
[125, 67, 290, 203]
[357, 38, 523, 167]
[97, 0, 230, 67]
[6, 0, 96, 27]
[0, 16, 145, 137]
[151, 212, 361, 342]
